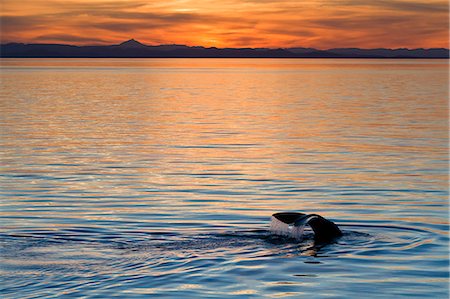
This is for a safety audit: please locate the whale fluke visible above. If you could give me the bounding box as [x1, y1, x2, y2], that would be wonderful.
[270, 212, 342, 243]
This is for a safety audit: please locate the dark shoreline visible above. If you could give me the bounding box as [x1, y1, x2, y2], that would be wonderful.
[2, 39, 448, 59]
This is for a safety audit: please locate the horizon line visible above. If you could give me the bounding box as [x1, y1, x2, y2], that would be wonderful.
[2, 39, 449, 51]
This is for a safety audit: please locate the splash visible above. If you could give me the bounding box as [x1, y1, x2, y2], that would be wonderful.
[270, 215, 307, 241]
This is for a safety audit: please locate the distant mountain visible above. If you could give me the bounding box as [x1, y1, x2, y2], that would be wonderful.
[326, 48, 450, 58]
[1, 39, 448, 58]
[117, 39, 148, 48]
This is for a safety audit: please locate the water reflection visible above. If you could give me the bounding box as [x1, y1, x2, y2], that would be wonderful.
[0, 58, 448, 298]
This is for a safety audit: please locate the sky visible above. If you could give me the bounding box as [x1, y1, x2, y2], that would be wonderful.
[0, 0, 448, 48]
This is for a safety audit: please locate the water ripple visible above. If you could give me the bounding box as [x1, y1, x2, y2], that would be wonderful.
[1, 58, 448, 298]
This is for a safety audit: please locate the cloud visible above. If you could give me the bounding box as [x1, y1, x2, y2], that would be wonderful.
[0, 0, 448, 48]
[33, 33, 109, 44]
[337, 0, 449, 13]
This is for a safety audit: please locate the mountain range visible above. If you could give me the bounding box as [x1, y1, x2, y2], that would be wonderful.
[1, 39, 448, 58]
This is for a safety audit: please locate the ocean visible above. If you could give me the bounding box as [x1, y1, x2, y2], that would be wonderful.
[0, 58, 448, 298]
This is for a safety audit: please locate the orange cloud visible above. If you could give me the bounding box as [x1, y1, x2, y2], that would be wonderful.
[0, 0, 448, 48]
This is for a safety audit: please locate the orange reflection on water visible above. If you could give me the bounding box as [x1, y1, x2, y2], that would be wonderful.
[0, 58, 448, 230]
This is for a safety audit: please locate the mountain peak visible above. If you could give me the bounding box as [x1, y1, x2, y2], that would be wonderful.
[118, 39, 147, 47]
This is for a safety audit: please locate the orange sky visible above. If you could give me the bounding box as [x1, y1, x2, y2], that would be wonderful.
[0, 0, 448, 48]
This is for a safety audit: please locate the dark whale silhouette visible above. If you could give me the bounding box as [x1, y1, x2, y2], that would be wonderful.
[270, 212, 342, 243]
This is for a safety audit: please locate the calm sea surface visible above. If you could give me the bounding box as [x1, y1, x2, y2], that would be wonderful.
[0, 58, 448, 298]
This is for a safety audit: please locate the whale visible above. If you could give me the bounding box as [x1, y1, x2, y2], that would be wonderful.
[270, 212, 342, 243]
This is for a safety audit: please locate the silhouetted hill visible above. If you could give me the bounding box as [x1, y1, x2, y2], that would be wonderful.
[326, 48, 450, 58]
[117, 39, 147, 48]
[1, 39, 448, 58]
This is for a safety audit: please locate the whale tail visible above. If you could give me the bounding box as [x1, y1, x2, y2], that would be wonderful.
[270, 212, 342, 243]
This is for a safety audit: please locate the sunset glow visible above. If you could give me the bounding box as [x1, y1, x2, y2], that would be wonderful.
[1, 0, 449, 49]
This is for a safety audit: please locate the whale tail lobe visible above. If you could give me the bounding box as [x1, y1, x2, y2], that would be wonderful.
[270, 212, 342, 243]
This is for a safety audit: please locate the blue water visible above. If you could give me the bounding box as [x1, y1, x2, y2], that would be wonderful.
[0, 58, 448, 298]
